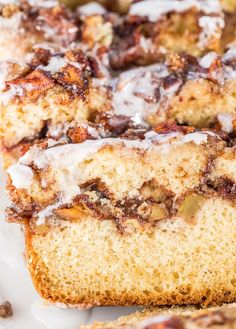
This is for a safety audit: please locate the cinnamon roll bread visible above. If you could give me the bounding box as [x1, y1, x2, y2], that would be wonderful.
[6, 126, 236, 307]
[0, 0, 80, 62]
[2, 48, 236, 158]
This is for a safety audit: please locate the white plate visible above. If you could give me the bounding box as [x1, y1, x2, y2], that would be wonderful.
[0, 161, 140, 329]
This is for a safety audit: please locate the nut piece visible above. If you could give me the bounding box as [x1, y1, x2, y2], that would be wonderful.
[0, 301, 13, 318]
[149, 203, 168, 222]
[82, 15, 112, 49]
[55, 207, 84, 221]
[61, 0, 131, 13]
[105, 0, 131, 14]
[177, 193, 207, 223]
[140, 181, 167, 203]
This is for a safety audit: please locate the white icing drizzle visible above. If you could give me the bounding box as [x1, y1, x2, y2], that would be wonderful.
[33, 42, 66, 54]
[28, 0, 59, 8]
[0, 11, 22, 30]
[0, 84, 24, 105]
[129, 0, 222, 21]
[0, 159, 96, 329]
[215, 47, 236, 79]
[139, 36, 154, 52]
[0, 62, 9, 91]
[223, 46, 236, 61]
[217, 113, 235, 133]
[181, 131, 209, 144]
[7, 164, 33, 189]
[86, 125, 101, 139]
[112, 64, 173, 125]
[0, 0, 18, 3]
[9, 131, 216, 190]
[78, 2, 106, 16]
[198, 16, 225, 50]
[47, 139, 62, 148]
[38, 57, 68, 74]
[199, 52, 218, 68]
[38, 55, 82, 74]
[0, 0, 54, 7]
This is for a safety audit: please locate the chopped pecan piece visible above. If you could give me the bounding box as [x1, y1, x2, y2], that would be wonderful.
[35, 5, 78, 46]
[30, 48, 51, 68]
[140, 180, 168, 203]
[55, 207, 84, 221]
[56, 64, 90, 97]
[148, 203, 168, 222]
[68, 126, 96, 143]
[153, 120, 195, 135]
[209, 177, 236, 200]
[177, 193, 207, 223]
[96, 113, 132, 135]
[6, 70, 55, 101]
[0, 301, 13, 318]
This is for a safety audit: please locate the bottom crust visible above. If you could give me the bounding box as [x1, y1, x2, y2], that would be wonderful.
[25, 196, 236, 308]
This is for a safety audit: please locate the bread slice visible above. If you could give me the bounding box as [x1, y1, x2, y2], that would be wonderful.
[0, 1, 235, 153]
[111, 50, 236, 129]
[0, 1, 79, 62]
[3, 46, 236, 154]
[6, 127, 236, 307]
[83, 304, 236, 329]
[61, 0, 225, 66]
[110, 0, 225, 68]
[0, 47, 110, 149]
[1, 0, 225, 67]
[0, 3, 38, 62]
